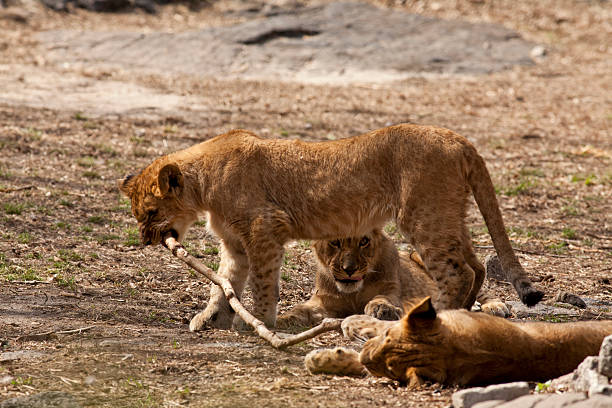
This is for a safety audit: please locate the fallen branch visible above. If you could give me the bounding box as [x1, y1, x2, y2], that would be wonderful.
[164, 236, 342, 348]
[0, 185, 36, 193]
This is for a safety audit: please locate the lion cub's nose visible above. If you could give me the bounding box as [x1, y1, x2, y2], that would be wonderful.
[342, 261, 358, 276]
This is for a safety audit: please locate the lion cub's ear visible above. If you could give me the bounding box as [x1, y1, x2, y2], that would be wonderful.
[403, 296, 437, 331]
[158, 163, 184, 198]
[118, 174, 135, 197]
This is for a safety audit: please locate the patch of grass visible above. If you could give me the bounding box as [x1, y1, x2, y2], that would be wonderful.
[133, 149, 149, 158]
[281, 272, 291, 282]
[83, 170, 101, 179]
[112, 197, 131, 213]
[194, 220, 207, 227]
[88, 215, 107, 225]
[36, 205, 54, 216]
[97, 233, 121, 243]
[203, 246, 219, 255]
[17, 232, 31, 244]
[547, 241, 568, 254]
[4, 203, 24, 215]
[54, 274, 76, 290]
[74, 112, 88, 121]
[562, 203, 581, 217]
[24, 127, 42, 141]
[205, 261, 220, 271]
[519, 168, 545, 178]
[58, 249, 83, 262]
[82, 121, 98, 130]
[279, 129, 289, 137]
[81, 225, 93, 233]
[502, 178, 535, 196]
[561, 228, 577, 240]
[124, 227, 140, 247]
[570, 173, 597, 186]
[55, 221, 71, 230]
[77, 156, 95, 167]
[164, 124, 178, 134]
[59, 199, 74, 208]
[96, 144, 117, 156]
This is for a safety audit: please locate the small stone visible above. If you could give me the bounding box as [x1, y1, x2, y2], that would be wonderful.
[572, 356, 609, 392]
[485, 255, 505, 281]
[598, 335, 612, 378]
[530, 45, 547, 58]
[452, 382, 530, 408]
[554, 291, 587, 309]
[548, 372, 574, 392]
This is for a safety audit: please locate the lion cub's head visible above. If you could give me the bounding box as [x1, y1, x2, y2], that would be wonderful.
[359, 297, 444, 386]
[119, 159, 199, 245]
[313, 229, 385, 294]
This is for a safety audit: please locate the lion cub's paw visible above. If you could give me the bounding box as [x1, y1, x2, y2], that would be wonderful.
[341, 314, 394, 342]
[481, 301, 510, 318]
[189, 305, 233, 331]
[364, 299, 403, 321]
[304, 347, 366, 377]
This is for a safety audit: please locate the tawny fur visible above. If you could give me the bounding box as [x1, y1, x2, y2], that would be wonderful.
[276, 229, 508, 330]
[316, 297, 612, 387]
[119, 124, 542, 331]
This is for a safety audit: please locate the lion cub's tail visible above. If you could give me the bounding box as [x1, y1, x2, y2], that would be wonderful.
[466, 148, 544, 306]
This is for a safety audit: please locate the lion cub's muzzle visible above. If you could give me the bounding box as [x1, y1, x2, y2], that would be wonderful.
[140, 226, 178, 246]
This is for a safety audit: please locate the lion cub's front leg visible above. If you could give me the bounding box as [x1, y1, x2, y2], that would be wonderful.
[190, 239, 249, 331]
[364, 296, 403, 321]
[276, 298, 326, 330]
[341, 314, 396, 342]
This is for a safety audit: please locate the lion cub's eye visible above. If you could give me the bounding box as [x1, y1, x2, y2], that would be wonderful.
[329, 240, 341, 249]
[359, 237, 370, 247]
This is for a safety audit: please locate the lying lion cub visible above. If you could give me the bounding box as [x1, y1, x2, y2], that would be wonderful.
[306, 297, 612, 386]
[277, 229, 508, 330]
[119, 124, 543, 331]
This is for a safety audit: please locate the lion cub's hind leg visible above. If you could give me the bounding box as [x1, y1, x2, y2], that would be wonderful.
[305, 347, 367, 377]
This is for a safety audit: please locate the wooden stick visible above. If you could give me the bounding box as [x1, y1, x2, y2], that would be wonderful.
[164, 236, 342, 348]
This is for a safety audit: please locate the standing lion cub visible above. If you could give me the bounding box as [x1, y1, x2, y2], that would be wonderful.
[276, 229, 508, 330]
[119, 124, 542, 331]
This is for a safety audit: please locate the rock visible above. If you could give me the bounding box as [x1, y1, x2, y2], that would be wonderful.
[74, 0, 129, 12]
[485, 255, 505, 281]
[548, 372, 574, 393]
[40, 2, 538, 84]
[572, 356, 609, 393]
[530, 393, 586, 407]
[0, 391, 81, 408]
[598, 335, 612, 378]
[471, 400, 507, 408]
[506, 300, 580, 319]
[554, 291, 587, 309]
[452, 382, 530, 408]
[39, 0, 67, 11]
[572, 394, 612, 407]
[588, 384, 612, 397]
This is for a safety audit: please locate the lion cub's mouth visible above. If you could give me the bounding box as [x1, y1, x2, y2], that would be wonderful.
[337, 277, 363, 283]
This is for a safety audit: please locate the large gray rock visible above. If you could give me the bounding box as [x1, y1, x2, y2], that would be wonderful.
[452, 382, 530, 408]
[598, 335, 612, 378]
[572, 356, 609, 393]
[39, 2, 537, 83]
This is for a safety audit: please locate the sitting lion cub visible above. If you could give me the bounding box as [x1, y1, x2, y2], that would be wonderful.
[277, 229, 507, 330]
[305, 297, 612, 386]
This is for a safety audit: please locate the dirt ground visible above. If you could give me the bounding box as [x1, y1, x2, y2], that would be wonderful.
[0, 1, 611, 407]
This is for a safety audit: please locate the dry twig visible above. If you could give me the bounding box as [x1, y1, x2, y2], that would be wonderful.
[164, 236, 342, 348]
[0, 185, 36, 193]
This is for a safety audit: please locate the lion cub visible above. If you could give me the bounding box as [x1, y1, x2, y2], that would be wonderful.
[306, 297, 612, 386]
[119, 124, 542, 331]
[277, 229, 507, 329]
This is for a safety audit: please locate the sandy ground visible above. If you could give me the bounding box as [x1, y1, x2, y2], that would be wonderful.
[0, 1, 610, 407]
